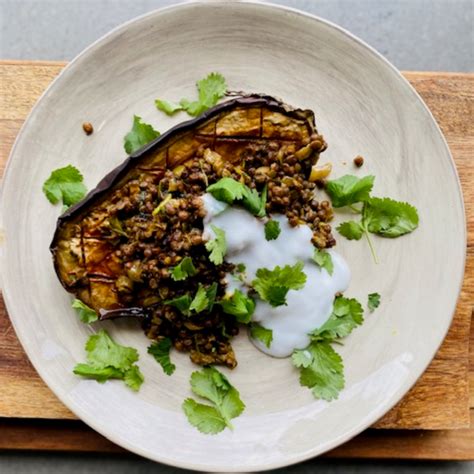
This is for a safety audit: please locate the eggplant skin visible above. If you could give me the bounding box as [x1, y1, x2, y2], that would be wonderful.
[50, 95, 323, 316]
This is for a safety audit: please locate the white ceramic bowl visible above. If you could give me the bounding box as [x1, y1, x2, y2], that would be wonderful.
[0, 1, 465, 471]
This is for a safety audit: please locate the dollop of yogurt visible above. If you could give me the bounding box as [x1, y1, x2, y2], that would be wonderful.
[202, 194, 350, 358]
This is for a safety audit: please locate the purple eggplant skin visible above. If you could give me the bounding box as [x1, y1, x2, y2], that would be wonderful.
[50, 94, 320, 318]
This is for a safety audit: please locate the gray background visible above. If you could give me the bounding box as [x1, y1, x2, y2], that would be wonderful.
[0, 0, 473, 473]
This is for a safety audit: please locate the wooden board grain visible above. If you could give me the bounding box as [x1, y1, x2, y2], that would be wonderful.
[0, 63, 472, 434]
[2, 411, 474, 460]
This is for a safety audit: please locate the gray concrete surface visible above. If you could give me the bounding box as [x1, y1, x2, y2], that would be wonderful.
[0, 0, 473, 473]
[0, 0, 473, 71]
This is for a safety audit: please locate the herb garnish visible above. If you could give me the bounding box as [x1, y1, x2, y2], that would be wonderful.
[72, 299, 98, 324]
[218, 290, 255, 323]
[249, 323, 273, 348]
[252, 262, 306, 307]
[326, 174, 374, 208]
[147, 338, 176, 375]
[42, 165, 87, 208]
[73, 330, 144, 391]
[156, 72, 227, 117]
[312, 249, 334, 275]
[165, 283, 218, 316]
[368, 292, 381, 312]
[205, 225, 227, 265]
[264, 219, 281, 240]
[207, 177, 267, 217]
[123, 115, 160, 154]
[170, 257, 197, 281]
[182, 367, 245, 434]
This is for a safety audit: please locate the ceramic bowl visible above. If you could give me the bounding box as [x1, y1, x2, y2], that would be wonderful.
[0, 1, 465, 471]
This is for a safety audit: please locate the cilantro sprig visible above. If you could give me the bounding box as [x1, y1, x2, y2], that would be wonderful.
[312, 249, 334, 275]
[72, 299, 98, 324]
[73, 330, 144, 391]
[207, 177, 267, 217]
[165, 283, 217, 316]
[147, 338, 176, 375]
[292, 296, 364, 401]
[124, 115, 160, 155]
[368, 292, 381, 312]
[205, 225, 227, 265]
[252, 262, 307, 307]
[156, 72, 227, 117]
[326, 174, 374, 208]
[170, 257, 197, 281]
[182, 367, 245, 434]
[218, 290, 255, 323]
[264, 219, 281, 240]
[42, 165, 87, 208]
[250, 323, 273, 348]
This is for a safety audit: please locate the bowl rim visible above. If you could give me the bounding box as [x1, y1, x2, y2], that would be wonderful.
[1, 0, 466, 471]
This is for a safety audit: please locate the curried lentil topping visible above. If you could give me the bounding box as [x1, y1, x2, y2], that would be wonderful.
[51, 97, 336, 369]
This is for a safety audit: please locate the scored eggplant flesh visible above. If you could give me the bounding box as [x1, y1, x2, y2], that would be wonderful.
[50, 95, 329, 367]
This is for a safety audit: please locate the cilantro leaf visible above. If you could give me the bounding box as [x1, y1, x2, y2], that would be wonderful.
[196, 72, 227, 108]
[147, 338, 176, 375]
[218, 290, 255, 323]
[205, 225, 227, 265]
[207, 178, 267, 217]
[368, 292, 381, 312]
[325, 174, 374, 208]
[252, 262, 307, 307]
[124, 365, 145, 391]
[298, 342, 344, 401]
[124, 115, 160, 155]
[72, 364, 124, 383]
[189, 283, 218, 313]
[154, 99, 182, 115]
[73, 330, 144, 391]
[264, 219, 281, 241]
[171, 257, 197, 281]
[311, 296, 364, 341]
[363, 197, 419, 237]
[164, 294, 192, 316]
[71, 299, 98, 324]
[250, 323, 273, 348]
[183, 367, 245, 434]
[291, 348, 313, 368]
[312, 249, 334, 275]
[165, 284, 217, 316]
[337, 221, 364, 240]
[182, 398, 227, 434]
[42, 165, 87, 207]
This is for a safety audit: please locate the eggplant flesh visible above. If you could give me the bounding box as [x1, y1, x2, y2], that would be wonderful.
[51, 96, 325, 318]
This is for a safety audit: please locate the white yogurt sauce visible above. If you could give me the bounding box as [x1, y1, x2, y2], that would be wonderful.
[202, 193, 351, 358]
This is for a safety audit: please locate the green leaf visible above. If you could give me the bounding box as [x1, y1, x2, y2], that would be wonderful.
[337, 221, 364, 240]
[325, 174, 374, 208]
[368, 292, 381, 312]
[218, 290, 255, 323]
[298, 342, 345, 401]
[250, 323, 273, 348]
[189, 283, 218, 313]
[182, 398, 227, 434]
[264, 219, 281, 241]
[147, 338, 176, 375]
[164, 294, 192, 316]
[252, 262, 307, 307]
[207, 178, 267, 217]
[171, 257, 197, 281]
[73, 330, 143, 391]
[197, 72, 227, 107]
[123, 365, 145, 391]
[108, 216, 128, 237]
[72, 364, 124, 383]
[71, 299, 98, 324]
[154, 99, 182, 115]
[84, 330, 138, 369]
[124, 115, 160, 154]
[312, 249, 334, 275]
[183, 367, 245, 434]
[291, 349, 313, 368]
[205, 225, 227, 265]
[363, 197, 419, 237]
[311, 296, 364, 341]
[42, 165, 87, 207]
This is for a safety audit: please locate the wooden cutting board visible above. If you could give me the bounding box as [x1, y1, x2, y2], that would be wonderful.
[0, 63, 473, 437]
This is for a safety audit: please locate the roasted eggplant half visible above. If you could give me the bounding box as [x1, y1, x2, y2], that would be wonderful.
[51, 95, 333, 367]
